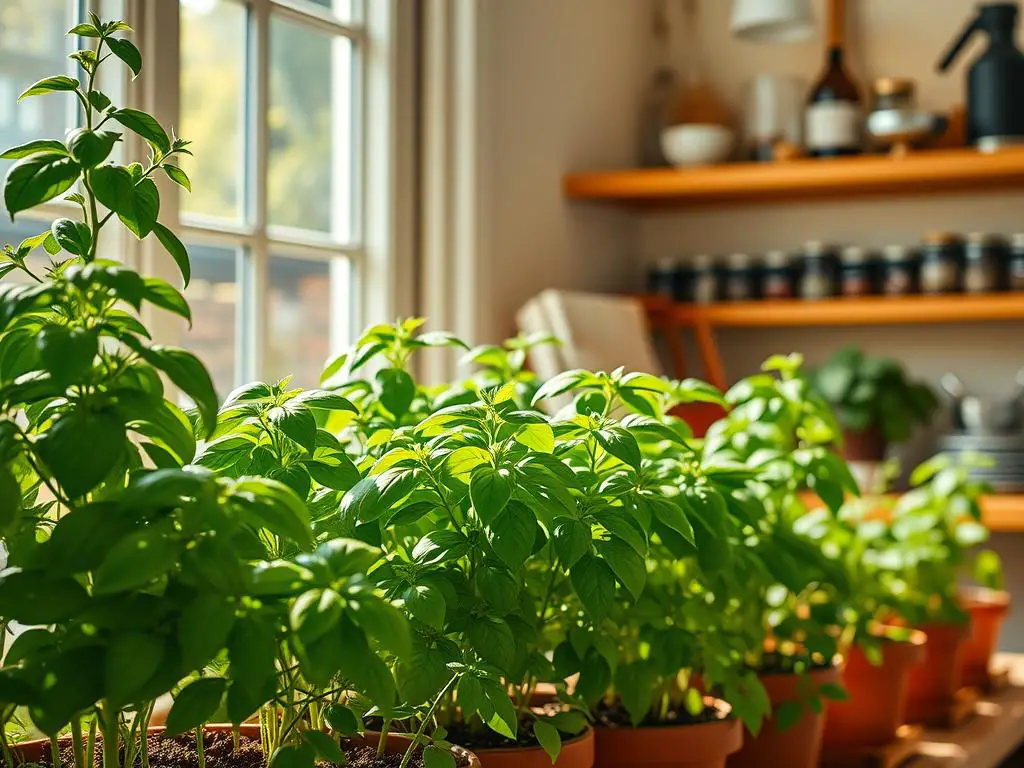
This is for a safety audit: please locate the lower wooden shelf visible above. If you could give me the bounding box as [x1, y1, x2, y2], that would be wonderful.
[642, 293, 1024, 329]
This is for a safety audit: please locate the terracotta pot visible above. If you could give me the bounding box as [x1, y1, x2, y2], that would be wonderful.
[728, 665, 840, 768]
[594, 702, 742, 768]
[477, 726, 594, 768]
[670, 403, 728, 439]
[960, 587, 1011, 689]
[14, 724, 482, 767]
[905, 622, 971, 725]
[841, 426, 886, 463]
[822, 632, 927, 748]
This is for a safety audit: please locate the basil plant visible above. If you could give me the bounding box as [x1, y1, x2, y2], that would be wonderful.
[0, 18, 413, 768]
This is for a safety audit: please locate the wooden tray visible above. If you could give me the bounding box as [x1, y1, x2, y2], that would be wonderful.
[820, 725, 923, 768]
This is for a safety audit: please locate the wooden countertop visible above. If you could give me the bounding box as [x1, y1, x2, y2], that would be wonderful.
[917, 653, 1024, 767]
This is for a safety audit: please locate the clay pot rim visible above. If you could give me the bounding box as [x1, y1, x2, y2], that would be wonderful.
[960, 586, 1012, 611]
[866, 626, 928, 648]
[593, 696, 734, 732]
[471, 723, 593, 757]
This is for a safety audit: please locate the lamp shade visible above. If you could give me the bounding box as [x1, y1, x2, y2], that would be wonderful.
[731, 0, 815, 42]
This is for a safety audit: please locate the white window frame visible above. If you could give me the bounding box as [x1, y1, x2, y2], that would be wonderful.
[125, 0, 412, 388]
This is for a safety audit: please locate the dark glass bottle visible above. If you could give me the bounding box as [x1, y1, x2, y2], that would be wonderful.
[806, 0, 863, 157]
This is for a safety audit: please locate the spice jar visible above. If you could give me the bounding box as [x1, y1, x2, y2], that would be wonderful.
[1010, 234, 1024, 292]
[879, 245, 917, 296]
[724, 252, 756, 302]
[919, 232, 963, 295]
[963, 233, 1006, 293]
[762, 250, 794, 300]
[799, 241, 837, 300]
[839, 246, 874, 297]
[692, 254, 719, 305]
[647, 259, 679, 299]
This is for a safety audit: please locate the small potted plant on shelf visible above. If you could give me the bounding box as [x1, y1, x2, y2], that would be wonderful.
[0, 19, 473, 768]
[811, 347, 938, 489]
[702, 355, 853, 768]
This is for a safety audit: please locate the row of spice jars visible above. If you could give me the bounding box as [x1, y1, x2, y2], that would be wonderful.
[647, 234, 1024, 304]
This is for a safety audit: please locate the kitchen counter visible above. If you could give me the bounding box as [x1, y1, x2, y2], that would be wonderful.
[916, 653, 1024, 766]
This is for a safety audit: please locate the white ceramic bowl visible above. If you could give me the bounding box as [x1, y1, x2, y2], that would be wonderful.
[660, 124, 736, 168]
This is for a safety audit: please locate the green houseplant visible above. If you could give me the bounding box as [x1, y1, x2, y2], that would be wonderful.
[0, 18, 469, 768]
[811, 347, 938, 464]
[695, 354, 853, 768]
[874, 454, 1001, 727]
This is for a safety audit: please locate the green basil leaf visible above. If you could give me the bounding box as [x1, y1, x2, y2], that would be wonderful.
[179, 594, 236, 671]
[487, 501, 536, 570]
[164, 678, 227, 736]
[50, 217, 93, 256]
[4, 153, 80, 216]
[105, 633, 165, 707]
[162, 164, 191, 192]
[18, 76, 79, 100]
[36, 410, 126, 499]
[470, 466, 511, 526]
[570, 555, 616, 622]
[36, 325, 97, 386]
[597, 538, 646, 601]
[111, 108, 170, 153]
[553, 517, 591, 568]
[93, 527, 181, 595]
[105, 37, 142, 77]
[65, 128, 120, 168]
[533, 720, 562, 763]
[0, 139, 67, 160]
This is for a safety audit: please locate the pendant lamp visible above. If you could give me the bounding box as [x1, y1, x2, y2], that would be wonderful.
[731, 0, 814, 42]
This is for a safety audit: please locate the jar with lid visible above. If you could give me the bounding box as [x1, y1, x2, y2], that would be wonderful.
[647, 258, 679, 299]
[871, 77, 916, 112]
[1010, 234, 1024, 292]
[839, 246, 874, 297]
[963, 233, 1006, 293]
[919, 232, 963, 295]
[692, 254, 719, 305]
[762, 250, 794, 300]
[799, 241, 837, 300]
[879, 245, 917, 296]
[724, 253, 756, 302]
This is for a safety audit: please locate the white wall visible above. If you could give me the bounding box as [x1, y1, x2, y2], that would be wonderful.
[474, 0, 651, 344]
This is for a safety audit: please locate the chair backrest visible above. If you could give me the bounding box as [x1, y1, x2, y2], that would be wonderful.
[516, 289, 664, 381]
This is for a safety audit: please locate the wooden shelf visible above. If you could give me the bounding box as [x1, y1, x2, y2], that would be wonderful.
[641, 293, 1024, 329]
[564, 148, 1024, 208]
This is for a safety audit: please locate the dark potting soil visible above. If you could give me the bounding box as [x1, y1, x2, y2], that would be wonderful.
[593, 699, 720, 729]
[19, 731, 468, 768]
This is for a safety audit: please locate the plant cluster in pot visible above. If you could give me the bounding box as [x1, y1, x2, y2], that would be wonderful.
[797, 494, 928, 751]
[811, 347, 938, 492]
[0, 20, 475, 768]
[702, 355, 857, 768]
[867, 455, 1004, 727]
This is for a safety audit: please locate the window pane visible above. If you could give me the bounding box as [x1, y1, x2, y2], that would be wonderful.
[276, 0, 356, 24]
[267, 255, 348, 387]
[184, 243, 239, 400]
[0, 0, 77, 219]
[179, 0, 246, 224]
[0, 217, 54, 285]
[268, 17, 353, 239]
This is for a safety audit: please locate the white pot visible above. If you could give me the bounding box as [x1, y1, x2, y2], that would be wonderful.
[661, 124, 736, 168]
[731, 0, 815, 43]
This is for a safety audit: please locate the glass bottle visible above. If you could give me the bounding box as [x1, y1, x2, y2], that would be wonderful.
[805, 0, 864, 157]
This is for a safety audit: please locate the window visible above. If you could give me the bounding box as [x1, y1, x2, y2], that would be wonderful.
[174, 0, 370, 393]
[0, 0, 402, 398]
